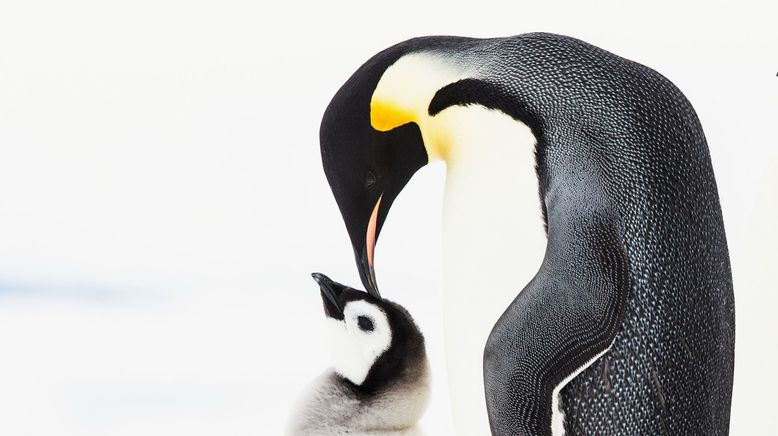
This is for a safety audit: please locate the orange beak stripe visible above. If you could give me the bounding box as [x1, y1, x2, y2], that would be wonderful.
[366, 195, 382, 268]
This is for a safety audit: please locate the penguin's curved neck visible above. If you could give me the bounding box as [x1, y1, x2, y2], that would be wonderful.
[371, 53, 547, 436]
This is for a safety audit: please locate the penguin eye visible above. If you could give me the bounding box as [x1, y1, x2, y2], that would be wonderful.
[357, 315, 374, 332]
[365, 171, 377, 189]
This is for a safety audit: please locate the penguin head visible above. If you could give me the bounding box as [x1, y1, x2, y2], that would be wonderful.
[319, 45, 430, 297]
[311, 272, 426, 393]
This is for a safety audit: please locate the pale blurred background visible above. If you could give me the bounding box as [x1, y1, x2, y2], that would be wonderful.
[0, 1, 776, 434]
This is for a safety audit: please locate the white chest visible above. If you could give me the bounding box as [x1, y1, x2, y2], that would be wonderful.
[434, 105, 547, 435]
[370, 53, 548, 435]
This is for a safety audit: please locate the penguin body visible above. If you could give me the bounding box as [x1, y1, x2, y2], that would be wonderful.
[288, 273, 430, 436]
[319, 33, 734, 435]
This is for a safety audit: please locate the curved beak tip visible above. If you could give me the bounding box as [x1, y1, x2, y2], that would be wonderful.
[312, 272, 343, 317]
[368, 269, 381, 298]
[311, 272, 325, 284]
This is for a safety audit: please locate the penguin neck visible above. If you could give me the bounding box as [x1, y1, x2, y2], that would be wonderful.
[433, 104, 548, 436]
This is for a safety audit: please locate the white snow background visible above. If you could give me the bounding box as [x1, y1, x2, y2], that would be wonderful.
[0, 1, 776, 434]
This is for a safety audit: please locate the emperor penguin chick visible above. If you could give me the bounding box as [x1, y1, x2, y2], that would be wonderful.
[287, 273, 430, 436]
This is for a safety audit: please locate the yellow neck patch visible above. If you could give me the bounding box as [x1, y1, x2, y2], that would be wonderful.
[369, 53, 471, 162]
[370, 99, 417, 132]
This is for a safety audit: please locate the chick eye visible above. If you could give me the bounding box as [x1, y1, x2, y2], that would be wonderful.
[365, 171, 377, 189]
[357, 315, 374, 332]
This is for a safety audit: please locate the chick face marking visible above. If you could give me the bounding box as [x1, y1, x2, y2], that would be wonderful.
[326, 300, 392, 386]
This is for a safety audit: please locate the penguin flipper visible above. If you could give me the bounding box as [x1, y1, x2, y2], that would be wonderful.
[483, 216, 630, 435]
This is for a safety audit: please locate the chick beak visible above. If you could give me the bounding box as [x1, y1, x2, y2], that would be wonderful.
[312, 272, 344, 319]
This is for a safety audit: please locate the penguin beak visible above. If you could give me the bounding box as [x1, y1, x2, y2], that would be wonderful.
[312, 272, 344, 319]
[361, 196, 382, 298]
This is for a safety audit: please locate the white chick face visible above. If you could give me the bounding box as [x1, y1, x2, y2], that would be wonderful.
[326, 300, 392, 385]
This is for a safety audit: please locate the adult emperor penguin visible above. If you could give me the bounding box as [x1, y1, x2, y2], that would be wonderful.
[319, 33, 735, 435]
[288, 273, 430, 436]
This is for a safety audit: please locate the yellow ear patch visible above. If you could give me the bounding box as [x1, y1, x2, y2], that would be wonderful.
[369, 52, 474, 162]
[370, 99, 417, 132]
